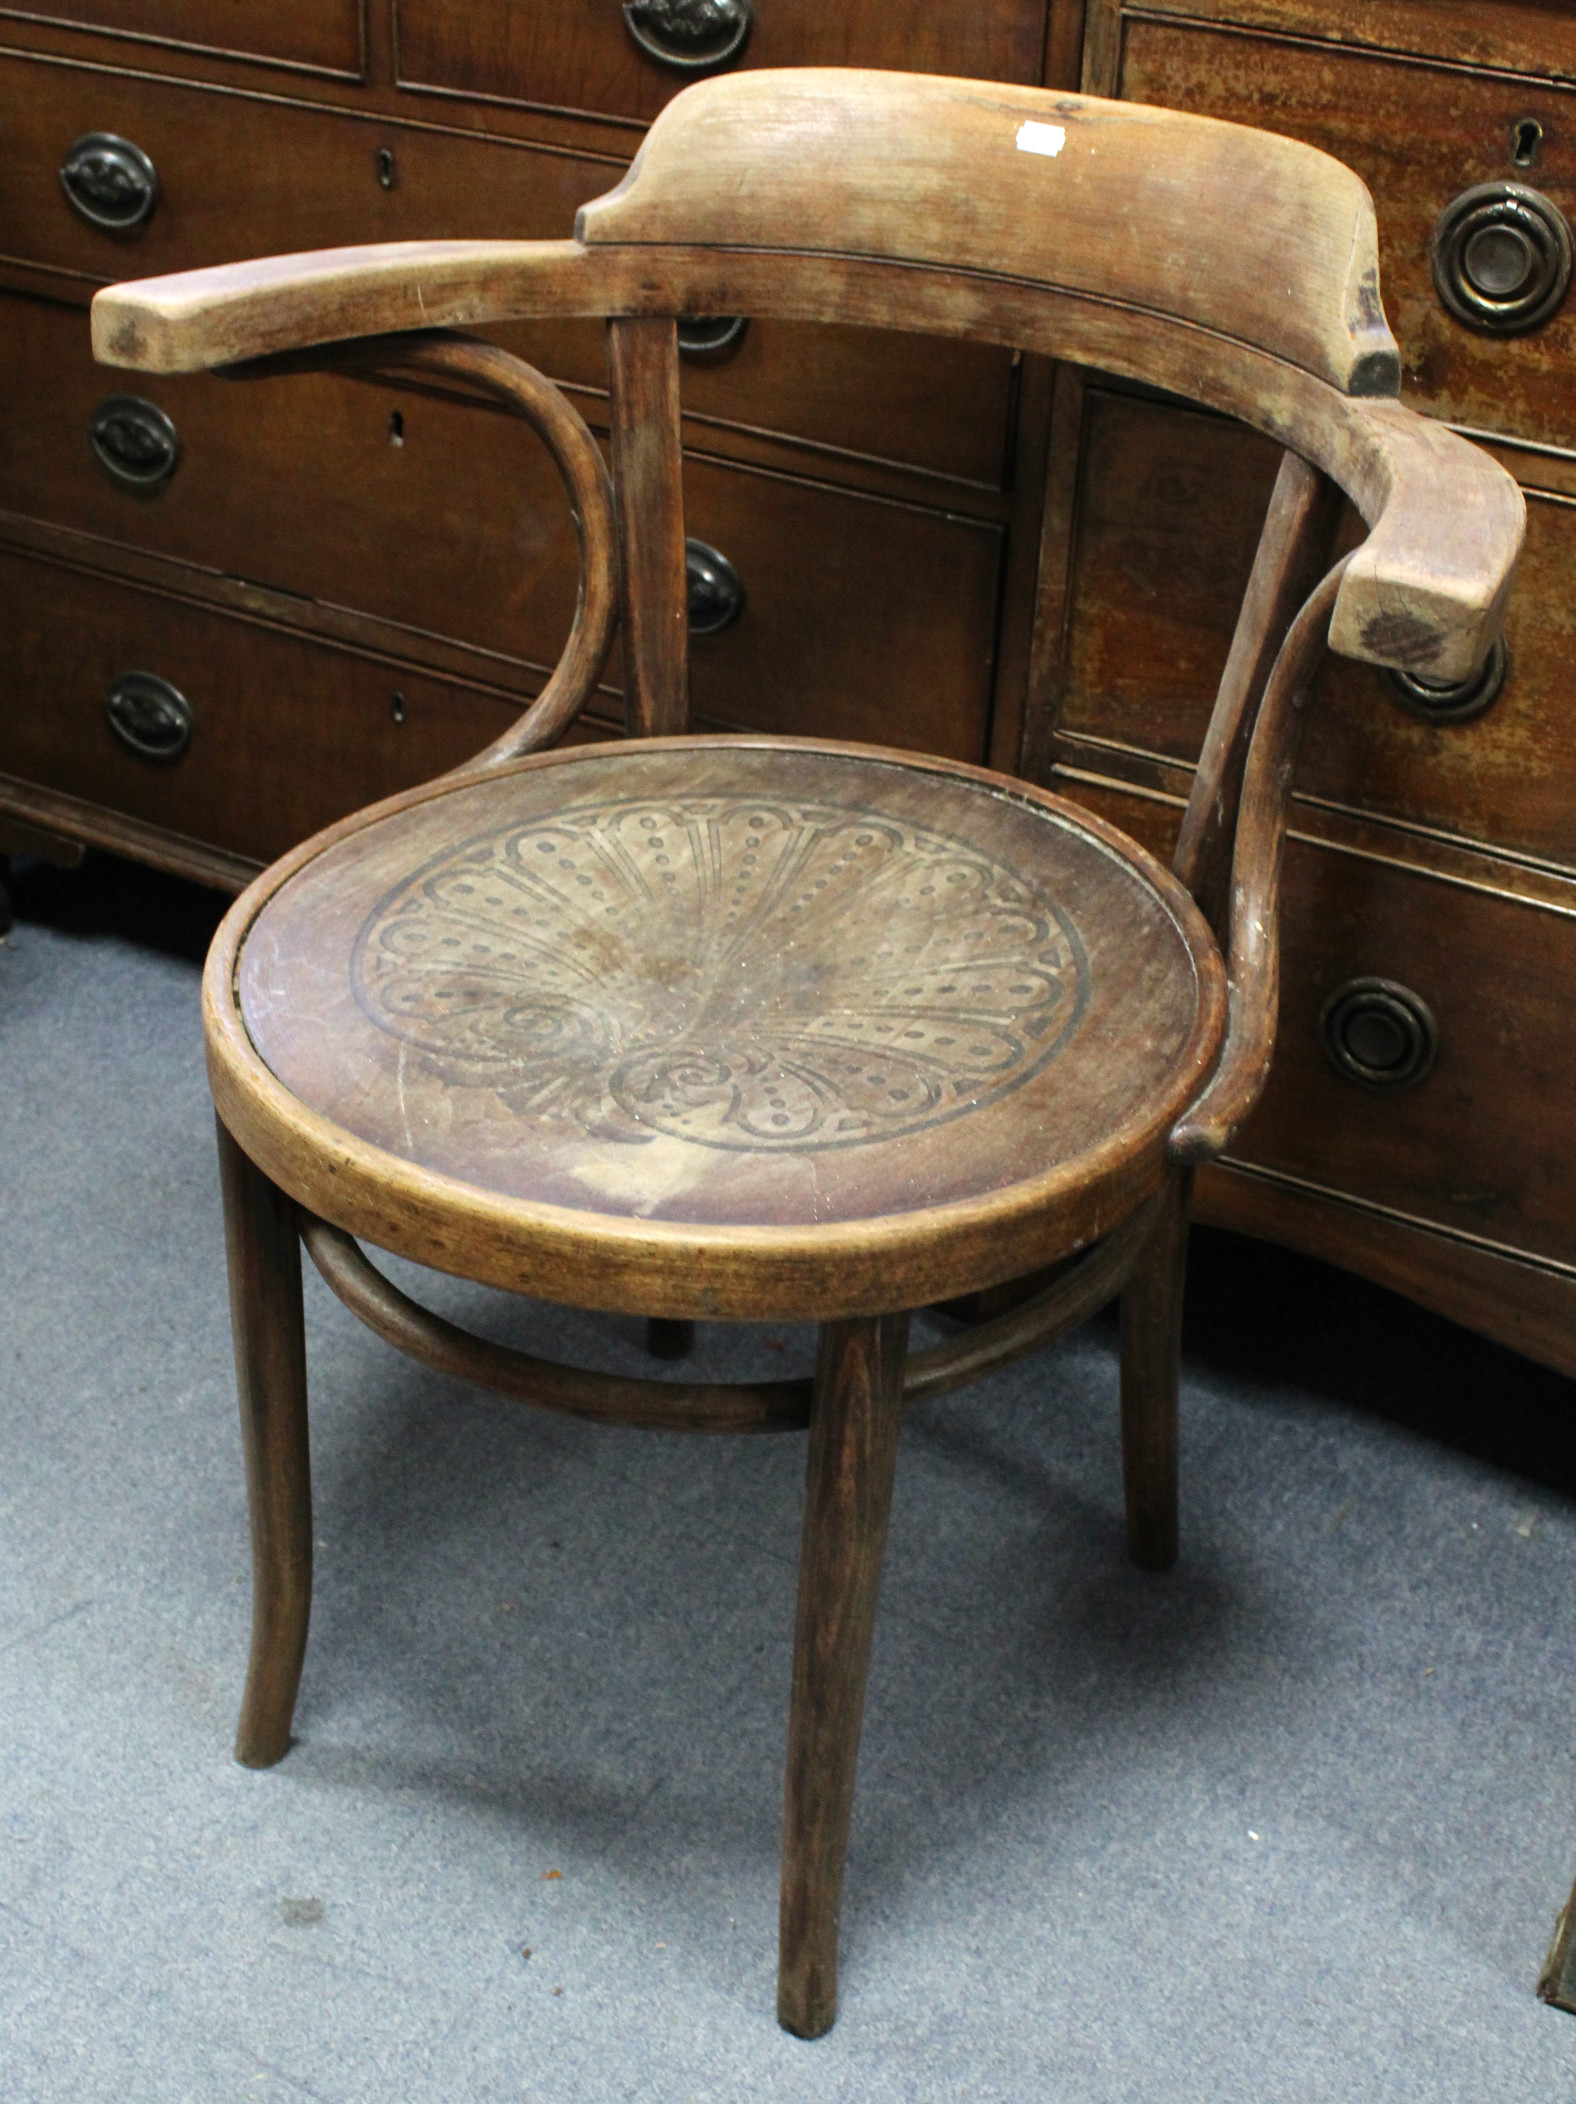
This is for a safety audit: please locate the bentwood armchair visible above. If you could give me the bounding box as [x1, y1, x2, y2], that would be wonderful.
[92, 70, 1522, 2036]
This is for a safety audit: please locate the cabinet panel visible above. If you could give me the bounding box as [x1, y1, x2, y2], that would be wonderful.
[1059, 388, 1576, 872]
[680, 460, 1003, 760]
[1120, 18, 1576, 451]
[0, 294, 1003, 762]
[0, 551, 521, 864]
[0, 293, 586, 674]
[0, 54, 619, 286]
[479, 316, 1018, 496]
[395, 0, 1050, 124]
[1111, 0, 1576, 81]
[1064, 779, 1576, 1271]
[4, 62, 1014, 491]
[0, 0, 362, 74]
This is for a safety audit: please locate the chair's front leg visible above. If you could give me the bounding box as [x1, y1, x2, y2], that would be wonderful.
[216, 1117, 312, 1769]
[1118, 1167, 1194, 1572]
[778, 1308, 910, 2039]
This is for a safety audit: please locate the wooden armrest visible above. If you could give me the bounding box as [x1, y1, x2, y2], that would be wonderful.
[1325, 399, 1524, 686]
[90, 239, 609, 373]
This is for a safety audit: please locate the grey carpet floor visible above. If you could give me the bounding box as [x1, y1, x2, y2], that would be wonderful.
[4, 855, 1576, 2103]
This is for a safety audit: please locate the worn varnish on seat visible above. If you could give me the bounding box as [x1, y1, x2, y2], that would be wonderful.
[93, 69, 1521, 2039]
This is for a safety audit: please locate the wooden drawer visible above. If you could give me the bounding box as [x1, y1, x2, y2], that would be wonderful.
[1119, 18, 1576, 451]
[0, 52, 618, 285]
[680, 459, 1003, 759]
[0, 61, 1016, 490]
[0, 291, 585, 678]
[394, 0, 1050, 125]
[0, 548, 522, 864]
[475, 315, 1017, 496]
[1058, 388, 1575, 872]
[3, 1, 363, 76]
[0, 295, 1004, 763]
[1068, 780, 1576, 1270]
[1113, 0, 1576, 83]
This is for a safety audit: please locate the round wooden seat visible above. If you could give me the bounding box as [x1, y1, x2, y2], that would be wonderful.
[206, 736, 1227, 1321]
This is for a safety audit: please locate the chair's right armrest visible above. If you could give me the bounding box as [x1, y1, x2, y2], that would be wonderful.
[90, 239, 615, 373]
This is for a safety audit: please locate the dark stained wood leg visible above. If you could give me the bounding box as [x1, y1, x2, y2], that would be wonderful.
[778, 1309, 910, 2040]
[645, 1317, 694, 1359]
[1118, 1169, 1193, 1572]
[217, 1116, 312, 1769]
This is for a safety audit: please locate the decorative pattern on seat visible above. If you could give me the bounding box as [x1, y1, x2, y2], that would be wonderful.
[350, 794, 1091, 1152]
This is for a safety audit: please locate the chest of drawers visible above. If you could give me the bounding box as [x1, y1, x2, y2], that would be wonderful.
[1072, 0, 1576, 1373]
[0, 2, 1077, 871]
[2, 0, 1572, 1376]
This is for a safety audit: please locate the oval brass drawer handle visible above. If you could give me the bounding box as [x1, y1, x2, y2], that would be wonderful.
[1431, 181, 1572, 334]
[1383, 632, 1508, 724]
[89, 395, 180, 491]
[623, 0, 752, 72]
[1319, 978, 1438, 1091]
[105, 672, 192, 762]
[685, 538, 744, 633]
[60, 131, 159, 234]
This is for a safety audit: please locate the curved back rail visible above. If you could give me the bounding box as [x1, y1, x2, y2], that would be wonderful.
[91, 68, 1526, 1154]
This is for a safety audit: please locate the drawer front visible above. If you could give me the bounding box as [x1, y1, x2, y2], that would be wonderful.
[680, 459, 1003, 759]
[2, 62, 1015, 490]
[0, 53, 617, 283]
[3, 2, 362, 74]
[0, 293, 586, 676]
[394, 0, 1050, 124]
[1116, 0, 1576, 82]
[1058, 389, 1576, 872]
[476, 317, 1017, 497]
[1065, 780, 1576, 1270]
[1120, 19, 1576, 450]
[0, 550, 523, 864]
[0, 296, 1004, 763]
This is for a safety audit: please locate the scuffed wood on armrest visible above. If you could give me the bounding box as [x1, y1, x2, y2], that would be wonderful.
[1325, 399, 1524, 685]
[90, 239, 610, 373]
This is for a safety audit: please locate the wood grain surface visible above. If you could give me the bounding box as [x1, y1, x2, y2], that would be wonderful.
[214, 736, 1223, 1319]
[92, 73, 1522, 687]
[778, 1308, 910, 2038]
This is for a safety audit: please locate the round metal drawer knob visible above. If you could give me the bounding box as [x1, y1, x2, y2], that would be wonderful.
[1383, 632, 1508, 724]
[677, 314, 749, 359]
[686, 538, 744, 634]
[105, 672, 193, 762]
[60, 131, 159, 234]
[623, 0, 752, 72]
[89, 395, 180, 491]
[1318, 978, 1438, 1090]
[1431, 181, 1573, 334]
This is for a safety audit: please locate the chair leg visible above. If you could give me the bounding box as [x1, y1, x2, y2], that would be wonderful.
[216, 1117, 312, 1769]
[778, 1309, 910, 2040]
[1118, 1168, 1193, 1572]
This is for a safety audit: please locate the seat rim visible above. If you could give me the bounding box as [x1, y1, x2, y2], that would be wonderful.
[205, 734, 1227, 1321]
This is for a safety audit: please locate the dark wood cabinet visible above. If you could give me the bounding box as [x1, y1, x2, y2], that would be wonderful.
[1073, 0, 1576, 1372]
[3, 0, 1573, 1375]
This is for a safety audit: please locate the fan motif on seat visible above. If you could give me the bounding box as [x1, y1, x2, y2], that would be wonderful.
[350, 794, 1091, 1152]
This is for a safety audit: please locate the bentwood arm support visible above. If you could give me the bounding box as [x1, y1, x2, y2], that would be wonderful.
[95, 251, 622, 773]
[1169, 408, 1525, 1162]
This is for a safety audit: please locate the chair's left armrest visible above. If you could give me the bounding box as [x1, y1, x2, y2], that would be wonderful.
[91, 239, 611, 372]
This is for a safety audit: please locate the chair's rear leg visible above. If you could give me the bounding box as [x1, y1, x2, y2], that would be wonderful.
[216, 1117, 312, 1769]
[778, 1308, 909, 2040]
[1118, 1169, 1193, 1572]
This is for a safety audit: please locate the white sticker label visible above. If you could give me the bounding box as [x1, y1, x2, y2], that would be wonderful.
[1015, 120, 1067, 158]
